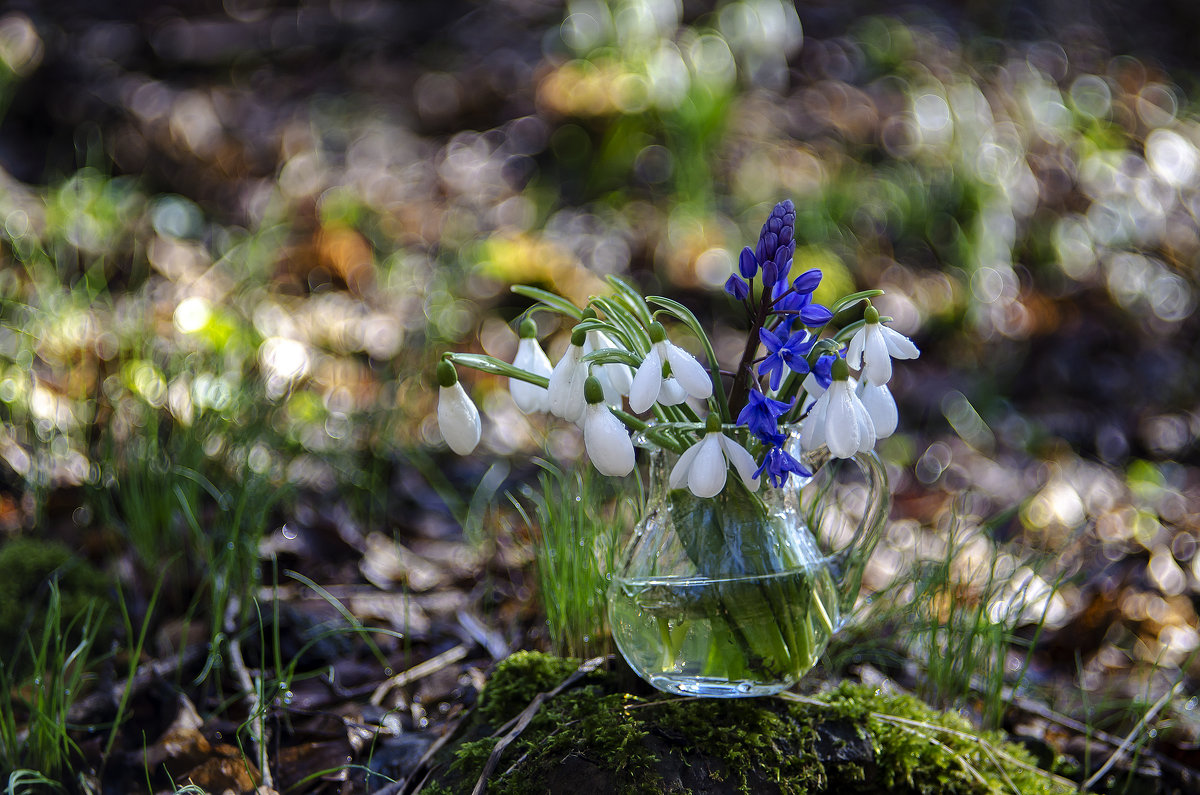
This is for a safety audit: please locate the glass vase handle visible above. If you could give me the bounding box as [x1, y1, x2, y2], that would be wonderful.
[821, 450, 890, 621]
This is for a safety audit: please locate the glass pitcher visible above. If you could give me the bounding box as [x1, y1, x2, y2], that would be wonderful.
[606, 427, 889, 697]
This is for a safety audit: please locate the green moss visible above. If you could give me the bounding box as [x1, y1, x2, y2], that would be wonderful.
[432, 653, 1071, 795]
[820, 683, 1067, 795]
[652, 699, 822, 793]
[0, 538, 112, 665]
[476, 650, 589, 725]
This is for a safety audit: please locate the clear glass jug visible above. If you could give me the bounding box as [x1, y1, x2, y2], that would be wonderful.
[607, 428, 889, 697]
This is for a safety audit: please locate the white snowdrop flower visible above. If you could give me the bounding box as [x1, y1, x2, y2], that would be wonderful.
[856, 379, 898, 438]
[801, 358, 875, 459]
[669, 416, 760, 498]
[581, 376, 635, 476]
[629, 322, 713, 414]
[510, 318, 553, 414]
[547, 329, 589, 422]
[585, 329, 634, 405]
[436, 361, 481, 455]
[846, 305, 920, 386]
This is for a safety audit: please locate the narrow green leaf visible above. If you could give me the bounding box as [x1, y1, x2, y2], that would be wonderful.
[606, 275, 653, 327]
[444, 352, 550, 388]
[830, 289, 885, 316]
[591, 296, 651, 354]
[571, 318, 635, 350]
[511, 285, 584, 320]
[581, 348, 643, 368]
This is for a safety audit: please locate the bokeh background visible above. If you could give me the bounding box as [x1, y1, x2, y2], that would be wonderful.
[2, 0, 1200, 790]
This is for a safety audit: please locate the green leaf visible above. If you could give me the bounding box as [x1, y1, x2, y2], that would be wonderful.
[511, 285, 584, 320]
[443, 353, 549, 388]
[571, 318, 636, 351]
[830, 289, 885, 316]
[605, 275, 654, 327]
[581, 348, 642, 368]
[590, 296, 652, 354]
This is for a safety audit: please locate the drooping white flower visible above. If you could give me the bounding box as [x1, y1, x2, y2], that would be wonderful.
[801, 359, 875, 459]
[436, 361, 481, 455]
[585, 329, 634, 406]
[669, 417, 760, 498]
[581, 376, 635, 476]
[846, 305, 920, 386]
[629, 322, 713, 414]
[510, 318, 553, 414]
[856, 379, 898, 438]
[547, 329, 589, 422]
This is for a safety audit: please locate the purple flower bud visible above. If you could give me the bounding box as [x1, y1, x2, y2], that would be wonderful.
[739, 246, 758, 278]
[724, 273, 750, 301]
[779, 225, 793, 247]
[762, 231, 778, 259]
[799, 303, 833, 326]
[774, 246, 792, 284]
[762, 259, 779, 288]
[792, 268, 822, 294]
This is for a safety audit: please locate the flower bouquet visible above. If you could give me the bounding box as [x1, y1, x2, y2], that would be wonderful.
[437, 200, 919, 695]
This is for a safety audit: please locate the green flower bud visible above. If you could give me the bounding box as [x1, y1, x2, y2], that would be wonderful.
[584, 375, 605, 405]
[864, 305, 880, 324]
[519, 317, 538, 338]
[571, 328, 587, 347]
[705, 413, 722, 434]
[831, 356, 850, 381]
[436, 359, 458, 387]
[648, 322, 667, 344]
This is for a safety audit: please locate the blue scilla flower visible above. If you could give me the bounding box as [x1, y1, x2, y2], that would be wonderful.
[772, 268, 832, 333]
[757, 327, 813, 390]
[737, 388, 793, 443]
[725, 273, 750, 301]
[753, 444, 811, 488]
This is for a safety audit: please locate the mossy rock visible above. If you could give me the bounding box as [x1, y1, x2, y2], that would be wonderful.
[421, 651, 1072, 795]
[0, 537, 113, 668]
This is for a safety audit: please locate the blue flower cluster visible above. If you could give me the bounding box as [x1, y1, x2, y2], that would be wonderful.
[726, 200, 840, 487]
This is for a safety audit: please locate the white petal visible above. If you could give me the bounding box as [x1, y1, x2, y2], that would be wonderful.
[719, 434, 761, 492]
[664, 342, 713, 400]
[850, 389, 877, 452]
[628, 348, 662, 413]
[587, 331, 633, 402]
[583, 404, 635, 476]
[596, 361, 633, 402]
[511, 338, 552, 414]
[801, 391, 830, 451]
[688, 435, 728, 498]
[824, 382, 860, 459]
[548, 345, 586, 421]
[880, 325, 920, 359]
[857, 381, 897, 438]
[438, 383, 481, 455]
[801, 372, 827, 401]
[669, 440, 704, 490]
[657, 377, 687, 406]
[862, 325, 893, 385]
[846, 327, 867, 370]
